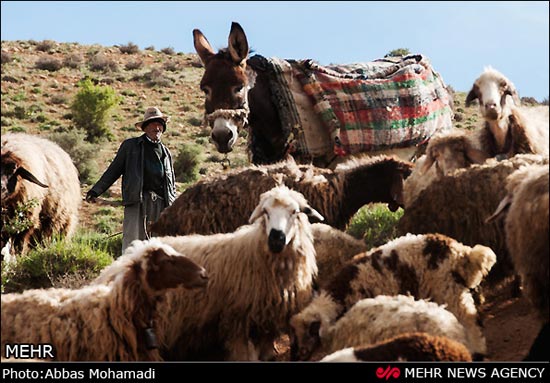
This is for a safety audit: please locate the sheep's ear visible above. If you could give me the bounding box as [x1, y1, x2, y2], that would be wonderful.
[148, 248, 168, 270]
[301, 205, 324, 222]
[465, 145, 489, 165]
[485, 195, 512, 223]
[16, 167, 48, 188]
[456, 245, 497, 288]
[249, 204, 264, 224]
[503, 82, 521, 106]
[193, 28, 215, 65]
[228, 22, 249, 65]
[465, 87, 479, 107]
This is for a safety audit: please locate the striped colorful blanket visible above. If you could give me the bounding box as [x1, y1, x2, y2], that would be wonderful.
[291, 55, 454, 156]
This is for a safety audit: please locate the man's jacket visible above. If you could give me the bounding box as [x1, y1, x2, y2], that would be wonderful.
[90, 134, 176, 206]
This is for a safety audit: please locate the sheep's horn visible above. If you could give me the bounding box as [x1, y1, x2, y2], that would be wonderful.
[16, 167, 48, 188]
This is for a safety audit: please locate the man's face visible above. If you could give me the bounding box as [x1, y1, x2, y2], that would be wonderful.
[143, 121, 164, 142]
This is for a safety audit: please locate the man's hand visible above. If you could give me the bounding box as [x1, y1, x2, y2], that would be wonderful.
[85, 190, 98, 203]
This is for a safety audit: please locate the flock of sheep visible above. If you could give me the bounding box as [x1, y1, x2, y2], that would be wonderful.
[1, 67, 548, 362]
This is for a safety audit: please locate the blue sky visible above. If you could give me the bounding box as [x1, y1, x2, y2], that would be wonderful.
[2, 1, 549, 101]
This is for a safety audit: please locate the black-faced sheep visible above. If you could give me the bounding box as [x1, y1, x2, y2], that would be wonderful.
[100, 186, 322, 361]
[487, 164, 549, 360]
[465, 67, 549, 157]
[289, 233, 496, 360]
[1, 239, 208, 361]
[399, 154, 548, 285]
[150, 155, 412, 236]
[1, 133, 81, 256]
[315, 295, 476, 358]
[321, 332, 472, 362]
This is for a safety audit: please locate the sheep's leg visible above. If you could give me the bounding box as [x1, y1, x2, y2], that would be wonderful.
[225, 336, 259, 361]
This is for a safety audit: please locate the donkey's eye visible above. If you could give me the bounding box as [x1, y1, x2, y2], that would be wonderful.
[233, 85, 243, 94]
[200, 86, 211, 96]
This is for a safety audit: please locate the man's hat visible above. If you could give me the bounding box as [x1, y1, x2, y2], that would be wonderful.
[135, 107, 169, 132]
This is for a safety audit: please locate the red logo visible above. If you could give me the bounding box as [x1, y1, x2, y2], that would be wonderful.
[376, 366, 401, 380]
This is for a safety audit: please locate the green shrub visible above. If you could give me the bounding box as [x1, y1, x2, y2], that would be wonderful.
[346, 203, 403, 249]
[173, 143, 203, 183]
[140, 68, 174, 87]
[385, 48, 411, 57]
[49, 128, 100, 183]
[35, 56, 62, 71]
[1, 235, 114, 293]
[70, 78, 121, 142]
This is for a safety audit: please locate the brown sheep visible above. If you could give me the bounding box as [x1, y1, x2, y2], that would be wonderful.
[398, 154, 548, 285]
[321, 332, 472, 362]
[1, 239, 207, 361]
[150, 155, 412, 236]
[1, 133, 81, 257]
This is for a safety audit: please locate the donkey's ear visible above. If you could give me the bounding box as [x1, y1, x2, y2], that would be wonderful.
[193, 28, 215, 65]
[228, 22, 249, 64]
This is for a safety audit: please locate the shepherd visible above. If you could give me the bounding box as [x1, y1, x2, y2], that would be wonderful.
[193, 22, 454, 167]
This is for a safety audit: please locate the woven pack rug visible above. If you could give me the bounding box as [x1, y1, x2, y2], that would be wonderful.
[248, 54, 454, 162]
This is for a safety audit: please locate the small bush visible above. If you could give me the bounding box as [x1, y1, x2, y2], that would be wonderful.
[141, 68, 174, 88]
[35, 56, 63, 72]
[63, 53, 83, 69]
[119, 42, 140, 54]
[70, 78, 121, 142]
[35, 39, 56, 52]
[125, 59, 143, 70]
[1, 51, 13, 65]
[49, 128, 100, 183]
[88, 53, 119, 73]
[173, 143, 204, 183]
[1, 235, 113, 293]
[163, 60, 180, 72]
[160, 47, 176, 55]
[385, 48, 411, 57]
[50, 94, 68, 105]
[346, 203, 403, 249]
[144, 45, 155, 51]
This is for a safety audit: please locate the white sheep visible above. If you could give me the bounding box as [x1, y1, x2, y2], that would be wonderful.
[317, 295, 476, 358]
[1, 133, 81, 257]
[321, 332, 472, 362]
[99, 185, 323, 361]
[289, 233, 496, 360]
[1, 239, 208, 361]
[465, 67, 549, 157]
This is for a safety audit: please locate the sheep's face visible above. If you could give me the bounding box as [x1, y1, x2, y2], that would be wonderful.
[249, 186, 324, 254]
[465, 69, 520, 121]
[145, 247, 208, 291]
[289, 313, 322, 361]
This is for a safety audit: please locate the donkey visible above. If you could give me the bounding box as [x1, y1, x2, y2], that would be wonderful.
[194, 22, 454, 167]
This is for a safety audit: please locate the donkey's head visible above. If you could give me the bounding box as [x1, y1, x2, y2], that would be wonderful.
[193, 22, 254, 153]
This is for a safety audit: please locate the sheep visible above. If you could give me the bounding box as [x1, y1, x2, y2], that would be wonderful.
[1, 133, 81, 256]
[487, 164, 549, 360]
[465, 67, 549, 157]
[321, 332, 472, 362]
[403, 130, 490, 208]
[289, 233, 496, 360]
[398, 153, 548, 285]
[311, 223, 367, 289]
[1, 239, 208, 361]
[149, 155, 412, 236]
[313, 295, 476, 358]
[99, 186, 323, 361]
